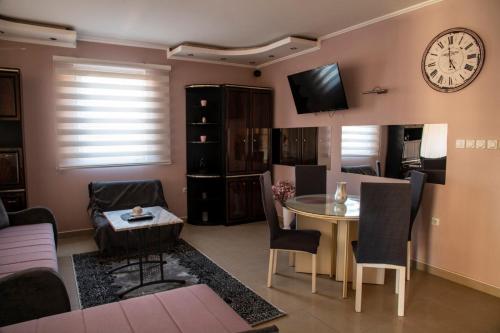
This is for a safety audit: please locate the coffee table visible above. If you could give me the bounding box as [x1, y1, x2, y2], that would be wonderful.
[103, 206, 185, 297]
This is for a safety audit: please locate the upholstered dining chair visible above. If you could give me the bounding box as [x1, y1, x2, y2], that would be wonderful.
[260, 171, 321, 293]
[295, 165, 327, 196]
[352, 182, 411, 316]
[407, 171, 427, 280]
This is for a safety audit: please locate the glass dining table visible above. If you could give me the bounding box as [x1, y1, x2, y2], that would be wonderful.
[286, 194, 385, 298]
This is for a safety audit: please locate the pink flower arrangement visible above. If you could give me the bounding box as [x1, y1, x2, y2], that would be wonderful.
[272, 180, 296, 206]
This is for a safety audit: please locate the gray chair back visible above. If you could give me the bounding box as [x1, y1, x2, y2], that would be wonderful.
[0, 200, 9, 229]
[259, 171, 281, 241]
[295, 165, 327, 196]
[356, 182, 411, 267]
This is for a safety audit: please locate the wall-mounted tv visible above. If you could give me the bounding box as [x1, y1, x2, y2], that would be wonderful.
[287, 63, 348, 114]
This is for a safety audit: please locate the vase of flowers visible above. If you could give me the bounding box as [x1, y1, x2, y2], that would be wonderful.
[272, 180, 296, 230]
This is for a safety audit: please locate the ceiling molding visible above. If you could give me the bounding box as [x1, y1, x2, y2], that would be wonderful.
[0, 17, 76, 48]
[78, 34, 169, 50]
[257, 43, 320, 69]
[318, 0, 443, 42]
[167, 54, 255, 69]
[167, 36, 318, 68]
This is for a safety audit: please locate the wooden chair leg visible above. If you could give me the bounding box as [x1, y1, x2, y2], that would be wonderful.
[272, 250, 278, 274]
[407, 241, 411, 280]
[312, 253, 317, 293]
[267, 249, 274, 287]
[355, 264, 363, 312]
[398, 267, 406, 316]
[352, 255, 357, 290]
[395, 268, 400, 294]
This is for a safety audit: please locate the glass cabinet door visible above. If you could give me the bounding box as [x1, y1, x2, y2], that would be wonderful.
[226, 88, 250, 174]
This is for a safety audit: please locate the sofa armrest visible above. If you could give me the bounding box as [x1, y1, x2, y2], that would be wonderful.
[0, 267, 71, 327]
[8, 207, 58, 246]
[238, 326, 279, 333]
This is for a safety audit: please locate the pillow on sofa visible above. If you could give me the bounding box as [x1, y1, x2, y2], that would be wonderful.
[0, 200, 9, 229]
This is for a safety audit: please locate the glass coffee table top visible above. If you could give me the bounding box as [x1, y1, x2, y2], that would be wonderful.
[285, 194, 360, 220]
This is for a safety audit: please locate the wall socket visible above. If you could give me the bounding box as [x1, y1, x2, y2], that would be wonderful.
[431, 217, 440, 226]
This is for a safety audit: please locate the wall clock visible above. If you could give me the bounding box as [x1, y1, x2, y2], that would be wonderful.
[422, 27, 484, 93]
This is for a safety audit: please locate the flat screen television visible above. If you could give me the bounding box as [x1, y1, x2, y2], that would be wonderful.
[287, 63, 348, 114]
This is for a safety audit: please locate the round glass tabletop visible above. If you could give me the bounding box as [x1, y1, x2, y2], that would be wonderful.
[285, 194, 360, 220]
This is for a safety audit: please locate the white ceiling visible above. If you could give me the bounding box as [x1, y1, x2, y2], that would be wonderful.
[0, 0, 435, 49]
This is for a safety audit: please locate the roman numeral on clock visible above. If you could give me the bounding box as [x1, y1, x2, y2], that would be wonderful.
[430, 69, 438, 77]
[467, 54, 477, 59]
[465, 43, 473, 50]
[449, 77, 453, 85]
[438, 75, 443, 84]
[438, 41, 445, 49]
[464, 64, 474, 71]
[427, 62, 436, 67]
[448, 35, 453, 45]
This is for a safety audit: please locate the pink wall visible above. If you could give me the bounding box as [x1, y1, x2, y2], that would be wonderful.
[258, 0, 500, 288]
[0, 40, 256, 232]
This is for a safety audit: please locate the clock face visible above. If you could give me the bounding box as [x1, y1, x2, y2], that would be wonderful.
[422, 28, 484, 92]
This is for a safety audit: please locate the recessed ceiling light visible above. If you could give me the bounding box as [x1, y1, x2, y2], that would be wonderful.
[249, 61, 256, 65]
[290, 47, 297, 50]
[50, 37, 57, 41]
[220, 57, 227, 61]
[187, 53, 194, 57]
[268, 55, 275, 58]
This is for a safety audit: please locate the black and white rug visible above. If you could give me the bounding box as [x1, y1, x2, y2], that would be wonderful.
[72, 239, 285, 326]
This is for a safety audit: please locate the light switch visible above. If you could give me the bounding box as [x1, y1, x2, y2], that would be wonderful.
[456, 139, 465, 149]
[487, 139, 498, 150]
[466, 139, 476, 149]
[475, 139, 486, 149]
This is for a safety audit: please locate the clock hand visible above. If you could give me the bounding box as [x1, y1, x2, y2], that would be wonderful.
[448, 46, 452, 69]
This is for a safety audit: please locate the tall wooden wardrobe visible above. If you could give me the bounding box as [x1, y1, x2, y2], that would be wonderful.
[186, 85, 273, 225]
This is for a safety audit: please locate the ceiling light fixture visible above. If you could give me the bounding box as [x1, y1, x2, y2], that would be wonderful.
[50, 37, 57, 41]
[290, 47, 297, 50]
[220, 57, 227, 60]
[187, 53, 194, 57]
[249, 61, 256, 65]
[268, 55, 275, 58]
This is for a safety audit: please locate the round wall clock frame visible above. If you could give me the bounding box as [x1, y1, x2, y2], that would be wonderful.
[421, 27, 485, 93]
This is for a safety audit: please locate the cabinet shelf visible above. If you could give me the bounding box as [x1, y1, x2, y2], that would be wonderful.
[188, 141, 219, 144]
[188, 122, 218, 126]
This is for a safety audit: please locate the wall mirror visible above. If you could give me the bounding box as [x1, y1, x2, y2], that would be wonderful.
[341, 124, 447, 184]
[272, 126, 331, 169]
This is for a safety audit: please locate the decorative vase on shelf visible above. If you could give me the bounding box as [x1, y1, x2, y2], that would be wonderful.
[334, 181, 347, 204]
[282, 206, 295, 230]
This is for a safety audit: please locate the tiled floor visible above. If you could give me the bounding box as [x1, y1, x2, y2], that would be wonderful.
[58, 222, 500, 333]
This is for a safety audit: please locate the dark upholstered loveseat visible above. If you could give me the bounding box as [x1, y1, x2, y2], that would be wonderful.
[88, 179, 183, 255]
[0, 201, 70, 327]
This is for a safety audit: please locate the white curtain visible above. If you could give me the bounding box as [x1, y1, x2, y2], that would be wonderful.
[420, 124, 447, 158]
[53, 56, 171, 169]
[341, 125, 380, 157]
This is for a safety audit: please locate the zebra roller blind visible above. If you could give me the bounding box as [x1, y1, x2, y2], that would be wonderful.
[54, 56, 171, 169]
[341, 125, 380, 157]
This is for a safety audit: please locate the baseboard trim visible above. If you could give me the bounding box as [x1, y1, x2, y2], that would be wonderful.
[58, 228, 94, 239]
[413, 260, 500, 298]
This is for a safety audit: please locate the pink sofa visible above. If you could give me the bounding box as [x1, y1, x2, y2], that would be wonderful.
[0, 203, 70, 327]
[0, 285, 255, 333]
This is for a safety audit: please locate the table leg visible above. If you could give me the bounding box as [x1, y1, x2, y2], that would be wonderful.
[342, 220, 350, 298]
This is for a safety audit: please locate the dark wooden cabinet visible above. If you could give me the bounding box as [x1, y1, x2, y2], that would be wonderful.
[186, 85, 272, 225]
[0, 68, 26, 212]
[272, 127, 318, 166]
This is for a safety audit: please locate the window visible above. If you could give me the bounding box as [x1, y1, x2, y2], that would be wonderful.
[53, 56, 171, 169]
[420, 123, 448, 158]
[341, 125, 380, 157]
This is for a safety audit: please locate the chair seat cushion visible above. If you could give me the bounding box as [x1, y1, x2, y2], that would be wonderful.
[0, 284, 251, 333]
[271, 229, 321, 254]
[0, 224, 57, 279]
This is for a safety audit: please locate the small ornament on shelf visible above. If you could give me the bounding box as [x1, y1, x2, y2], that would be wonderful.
[200, 135, 207, 143]
[201, 116, 207, 123]
[200, 99, 207, 107]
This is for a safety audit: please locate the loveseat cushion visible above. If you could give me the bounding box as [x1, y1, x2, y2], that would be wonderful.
[1, 284, 252, 333]
[0, 223, 57, 279]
